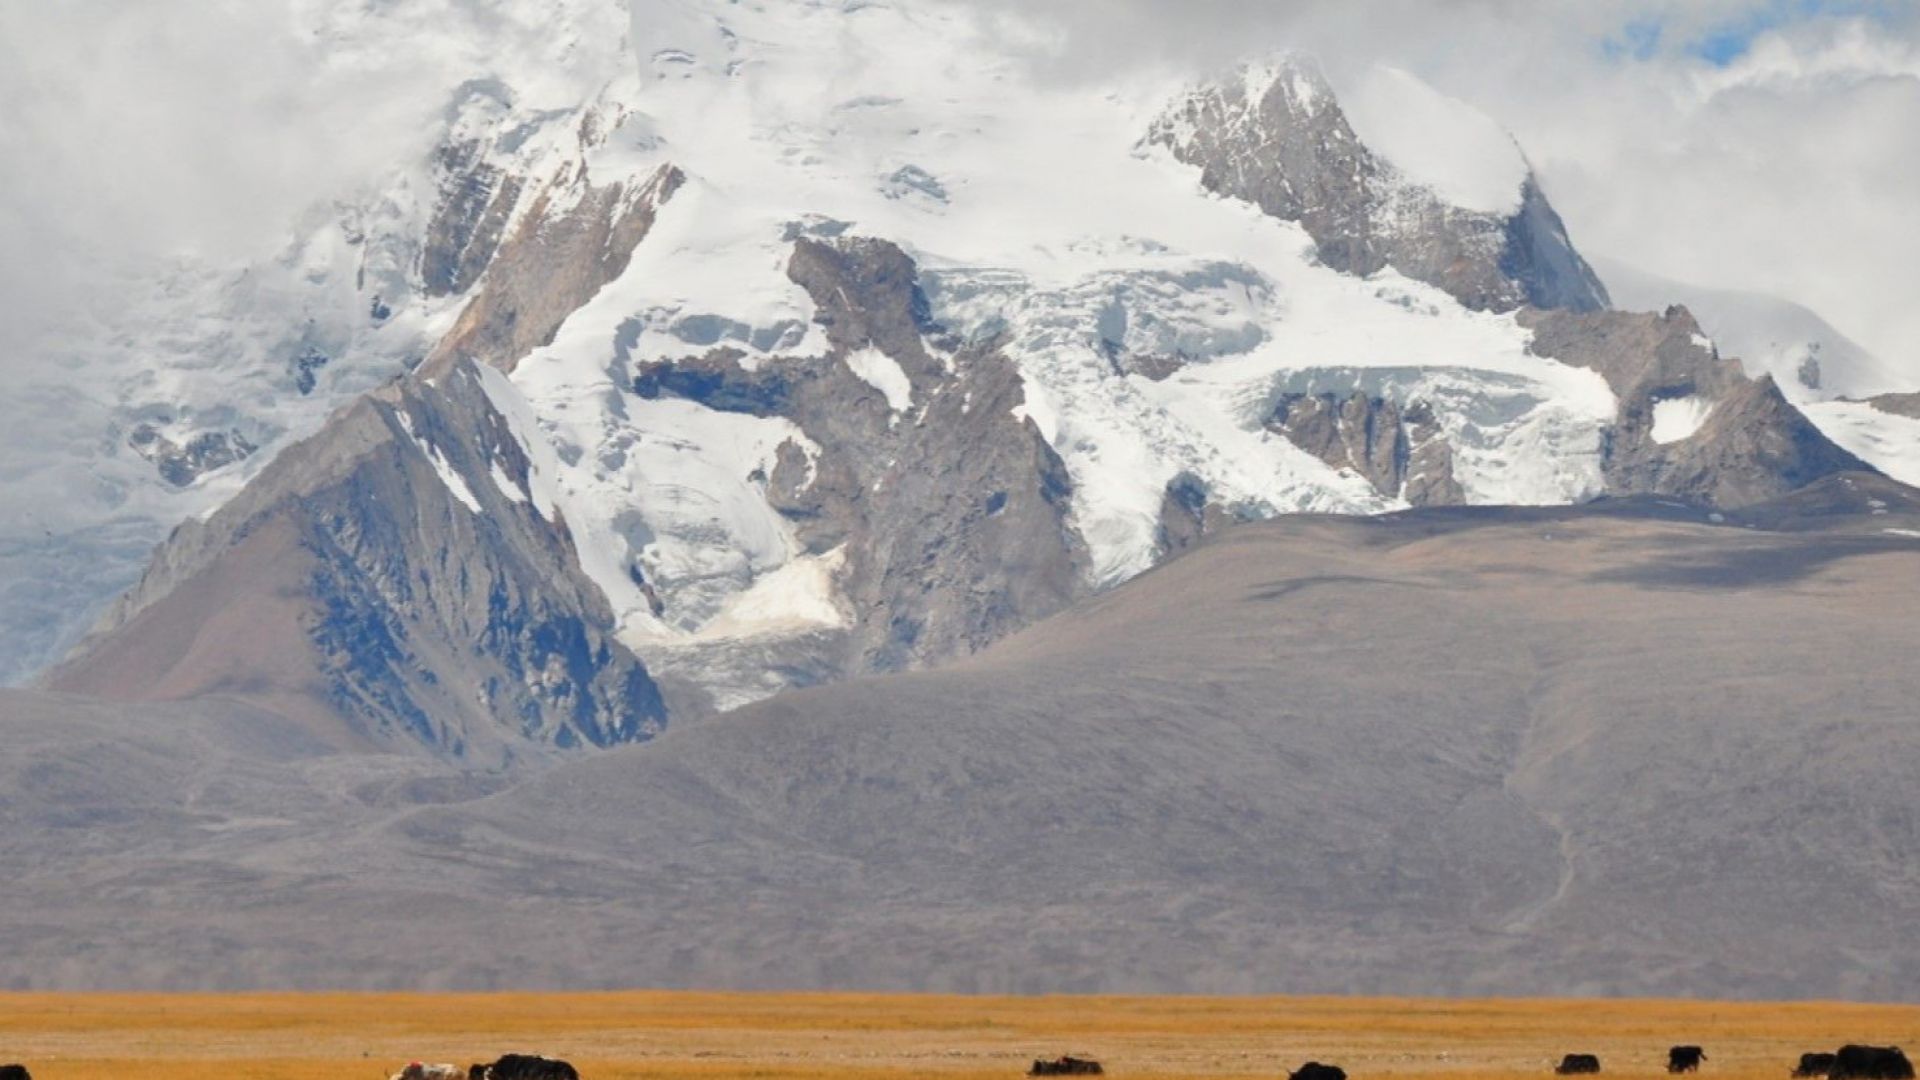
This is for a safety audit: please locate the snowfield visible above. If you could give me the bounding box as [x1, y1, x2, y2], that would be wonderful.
[1801, 401, 1920, 487]
[1339, 65, 1530, 216]
[1650, 395, 1715, 445]
[493, 0, 1618, 626]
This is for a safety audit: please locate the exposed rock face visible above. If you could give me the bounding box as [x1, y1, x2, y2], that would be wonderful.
[1798, 352, 1823, 392]
[1522, 305, 1869, 507]
[1268, 392, 1464, 506]
[425, 162, 684, 376]
[50, 361, 666, 760]
[1646, 378, 1870, 507]
[420, 136, 525, 298]
[634, 236, 1091, 678]
[1866, 392, 1920, 420]
[1525, 304, 1745, 401]
[1145, 60, 1609, 314]
[128, 424, 258, 488]
[291, 344, 331, 396]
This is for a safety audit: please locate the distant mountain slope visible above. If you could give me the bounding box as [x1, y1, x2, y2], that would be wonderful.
[1593, 258, 1920, 489]
[1593, 256, 1896, 402]
[44, 360, 666, 761]
[6, 478, 1920, 996]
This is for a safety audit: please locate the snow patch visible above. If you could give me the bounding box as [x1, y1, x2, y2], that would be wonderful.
[394, 408, 482, 515]
[696, 546, 851, 640]
[1650, 396, 1715, 445]
[845, 347, 914, 413]
[1803, 400, 1920, 487]
[473, 363, 561, 523]
[490, 460, 528, 505]
[1339, 66, 1528, 216]
[425, 446, 482, 515]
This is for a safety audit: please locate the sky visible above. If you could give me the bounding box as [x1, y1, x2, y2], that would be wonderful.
[0, 0, 1914, 370]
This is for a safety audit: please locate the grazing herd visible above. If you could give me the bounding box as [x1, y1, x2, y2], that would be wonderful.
[1670, 1047, 1709, 1073]
[391, 1057, 581, 1080]
[1828, 1047, 1917, 1080]
[1, 1041, 1912, 1080]
[1021, 1043, 1913, 1080]
[1545, 1045, 1911, 1078]
[1030, 1057, 1106, 1076]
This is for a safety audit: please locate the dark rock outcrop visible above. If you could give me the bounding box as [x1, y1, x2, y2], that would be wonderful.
[292, 344, 331, 395]
[1268, 391, 1464, 505]
[1154, 472, 1243, 558]
[635, 235, 1091, 675]
[1865, 392, 1920, 420]
[128, 424, 258, 489]
[1522, 305, 1869, 507]
[425, 163, 683, 377]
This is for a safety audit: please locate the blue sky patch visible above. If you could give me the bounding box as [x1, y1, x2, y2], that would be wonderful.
[1605, 0, 1899, 66]
[1602, 18, 1665, 62]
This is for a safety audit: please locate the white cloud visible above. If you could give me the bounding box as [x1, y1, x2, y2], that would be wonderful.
[1488, 17, 1920, 376]
[0, 0, 1913, 380]
[0, 2, 444, 352]
[960, 0, 1920, 378]
[0, 0, 631, 360]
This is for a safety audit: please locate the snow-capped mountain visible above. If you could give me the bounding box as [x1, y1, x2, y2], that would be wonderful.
[31, 0, 1901, 753]
[0, 0, 641, 685]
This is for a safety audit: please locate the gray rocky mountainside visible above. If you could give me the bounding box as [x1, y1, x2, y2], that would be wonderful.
[5, 478, 1920, 996]
[45, 362, 665, 762]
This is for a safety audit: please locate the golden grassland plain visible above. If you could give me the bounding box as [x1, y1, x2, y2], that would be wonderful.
[2, 992, 1916, 1080]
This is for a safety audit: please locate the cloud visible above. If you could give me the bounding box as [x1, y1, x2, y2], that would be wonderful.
[0, 0, 1913, 379]
[0, 1, 449, 357]
[1461, 14, 1920, 372]
[961, 0, 1920, 374]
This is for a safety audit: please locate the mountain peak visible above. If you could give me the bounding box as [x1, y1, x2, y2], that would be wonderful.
[1147, 54, 1608, 314]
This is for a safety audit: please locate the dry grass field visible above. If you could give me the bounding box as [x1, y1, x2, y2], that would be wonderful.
[1, 993, 1916, 1080]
